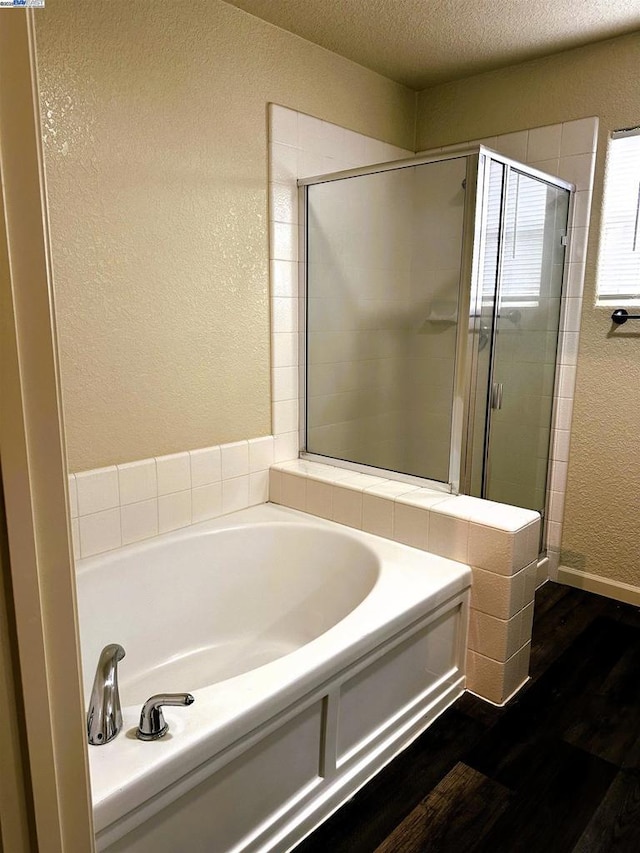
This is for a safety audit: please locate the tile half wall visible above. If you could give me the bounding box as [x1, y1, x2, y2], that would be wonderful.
[271, 458, 540, 705]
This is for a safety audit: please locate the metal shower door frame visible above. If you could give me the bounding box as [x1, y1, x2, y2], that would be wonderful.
[457, 149, 574, 510]
[298, 146, 574, 500]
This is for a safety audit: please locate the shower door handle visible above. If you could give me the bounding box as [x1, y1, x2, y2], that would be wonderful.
[491, 382, 504, 410]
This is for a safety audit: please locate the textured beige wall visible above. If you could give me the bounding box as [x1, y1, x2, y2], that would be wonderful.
[417, 32, 640, 586]
[34, 0, 415, 472]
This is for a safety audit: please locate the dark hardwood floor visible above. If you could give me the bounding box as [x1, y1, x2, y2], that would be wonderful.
[294, 582, 640, 853]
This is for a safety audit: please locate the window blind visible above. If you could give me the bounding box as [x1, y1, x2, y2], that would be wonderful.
[480, 169, 548, 306]
[598, 130, 640, 301]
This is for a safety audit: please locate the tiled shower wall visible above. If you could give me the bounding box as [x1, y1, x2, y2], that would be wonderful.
[269, 104, 413, 467]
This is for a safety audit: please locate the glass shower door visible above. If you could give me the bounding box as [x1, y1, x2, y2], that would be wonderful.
[483, 169, 570, 515]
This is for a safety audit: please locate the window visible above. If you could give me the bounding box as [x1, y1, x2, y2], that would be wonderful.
[598, 128, 640, 303]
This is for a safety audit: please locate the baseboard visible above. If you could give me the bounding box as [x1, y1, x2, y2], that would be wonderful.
[557, 565, 640, 606]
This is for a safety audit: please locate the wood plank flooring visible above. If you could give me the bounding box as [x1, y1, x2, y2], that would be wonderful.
[294, 582, 640, 853]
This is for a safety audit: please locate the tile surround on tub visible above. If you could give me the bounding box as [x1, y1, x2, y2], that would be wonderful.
[68, 436, 276, 559]
[269, 457, 540, 704]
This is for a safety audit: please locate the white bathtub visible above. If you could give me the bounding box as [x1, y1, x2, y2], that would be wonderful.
[76, 503, 471, 852]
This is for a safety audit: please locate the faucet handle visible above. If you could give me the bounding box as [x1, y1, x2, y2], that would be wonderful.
[136, 693, 195, 741]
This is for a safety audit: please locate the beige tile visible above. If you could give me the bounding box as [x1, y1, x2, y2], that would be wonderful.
[338, 473, 389, 491]
[547, 549, 560, 579]
[393, 503, 428, 549]
[222, 476, 250, 514]
[249, 471, 270, 506]
[71, 518, 80, 560]
[269, 468, 282, 504]
[68, 474, 78, 519]
[118, 459, 157, 505]
[548, 490, 565, 523]
[468, 519, 539, 575]
[495, 130, 528, 161]
[526, 124, 562, 163]
[571, 190, 592, 230]
[396, 489, 451, 510]
[270, 221, 298, 262]
[273, 399, 298, 435]
[470, 564, 528, 619]
[121, 499, 159, 544]
[364, 481, 420, 499]
[536, 557, 549, 589]
[79, 508, 121, 557]
[270, 259, 298, 298]
[158, 491, 191, 534]
[190, 446, 221, 487]
[525, 521, 541, 562]
[557, 153, 594, 191]
[503, 642, 531, 700]
[429, 511, 468, 563]
[466, 650, 506, 705]
[220, 441, 249, 480]
[523, 559, 538, 605]
[468, 524, 513, 575]
[273, 432, 299, 463]
[362, 494, 393, 538]
[281, 472, 306, 511]
[248, 437, 274, 473]
[156, 453, 191, 496]
[560, 117, 598, 156]
[468, 609, 522, 662]
[269, 104, 298, 146]
[332, 485, 362, 529]
[270, 182, 298, 226]
[520, 602, 535, 647]
[269, 142, 298, 183]
[272, 296, 299, 332]
[76, 466, 120, 515]
[192, 483, 222, 523]
[467, 643, 531, 705]
[272, 366, 298, 402]
[565, 261, 586, 299]
[272, 332, 298, 368]
[306, 479, 332, 519]
[529, 157, 559, 175]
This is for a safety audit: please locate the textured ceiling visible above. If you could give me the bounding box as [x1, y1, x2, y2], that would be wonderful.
[224, 0, 640, 89]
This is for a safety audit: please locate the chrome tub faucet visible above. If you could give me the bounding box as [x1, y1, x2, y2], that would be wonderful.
[87, 643, 125, 745]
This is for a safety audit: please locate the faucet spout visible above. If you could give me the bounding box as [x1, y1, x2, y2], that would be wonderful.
[87, 643, 126, 745]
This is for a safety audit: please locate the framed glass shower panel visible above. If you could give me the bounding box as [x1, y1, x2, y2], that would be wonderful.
[304, 156, 469, 485]
[483, 169, 571, 513]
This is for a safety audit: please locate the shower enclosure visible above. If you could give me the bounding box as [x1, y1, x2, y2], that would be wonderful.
[300, 146, 572, 542]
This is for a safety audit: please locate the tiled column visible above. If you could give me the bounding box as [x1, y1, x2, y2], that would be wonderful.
[269, 460, 540, 705]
